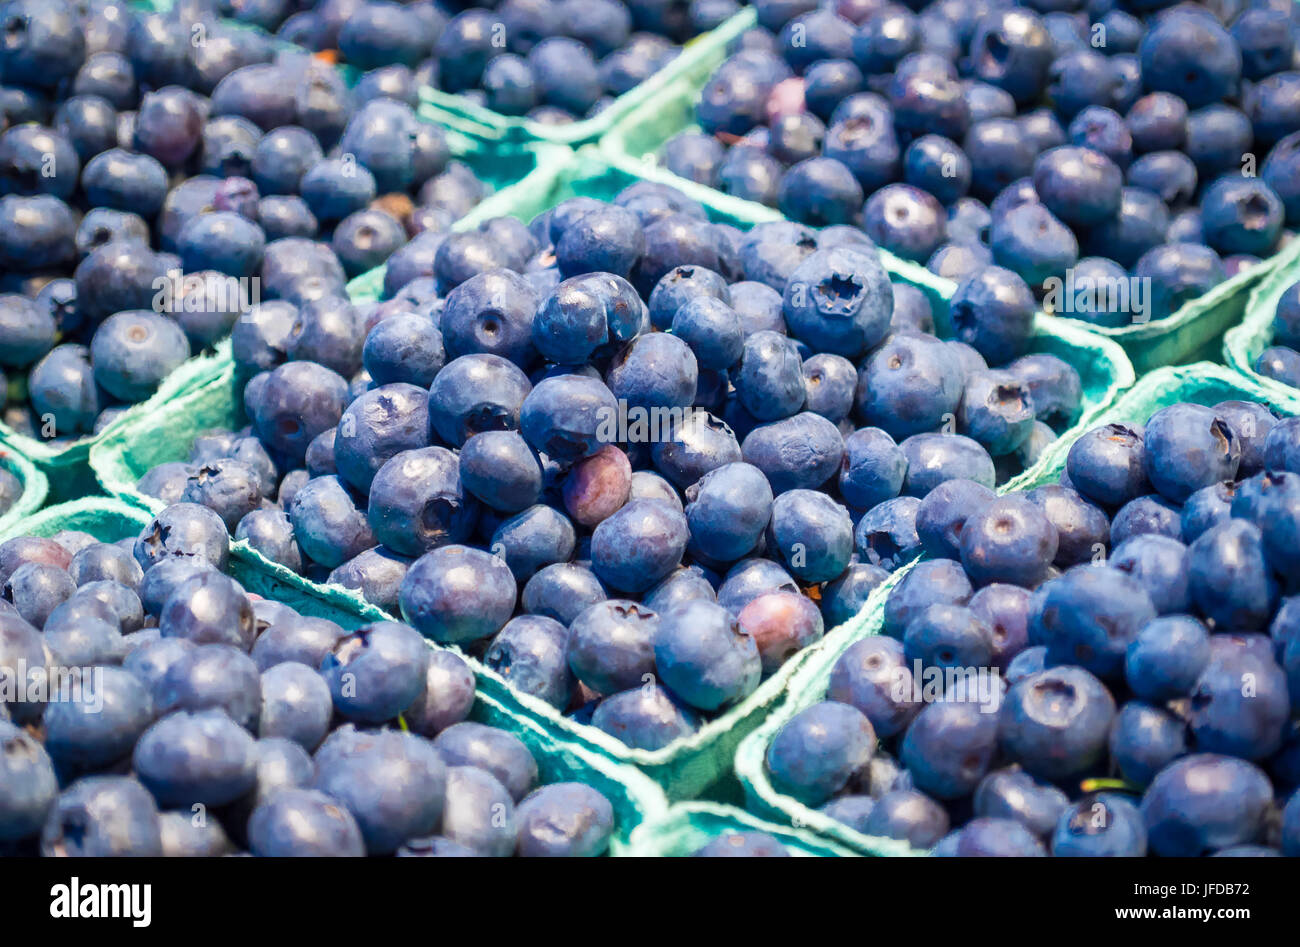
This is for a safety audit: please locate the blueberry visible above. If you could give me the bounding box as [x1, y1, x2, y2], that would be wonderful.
[973, 767, 1068, 839]
[1138, 9, 1242, 109]
[607, 332, 699, 411]
[682, 461, 773, 564]
[1110, 534, 1190, 615]
[258, 662, 333, 752]
[900, 698, 998, 800]
[736, 589, 824, 674]
[591, 684, 699, 750]
[856, 333, 963, 440]
[1108, 701, 1189, 788]
[514, 783, 615, 857]
[827, 636, 922, 739]
[959, 496, 1058, 588]
[368, 446, 477, 557]
[1065, 422, 1147, 508]
[766, 489, 853, 583]
[767, 701, 876, 807]
[855, 495, 922, 571]
[0, 721, 56, 842]
[1051, 793, 1147, 857]
[398, 540, 512, 642]
[566, 599, 659, 696]
[428, 354, 532, 448]
[484, 614, 573, 710]
[1024, 484, 1108, 568]
[288, 475, 377, 570]
[1141, 754, 1272, 857]
[1188, 520, 1278, 631]
[313, 726, 446, 854]
[1036, 565, 1155, 678]
[1189, 635, 1290, 761]
[839, 427, 907, 509]
[133, 709, 258, 808]
[41, 777, 161, 857]
[521, 562, 607, 627]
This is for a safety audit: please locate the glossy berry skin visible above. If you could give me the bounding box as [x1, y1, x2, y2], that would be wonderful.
[428, 354, 532, 448]
[591, 499, 688, 595]
[741, 412, 843, 494]
[258, 662, 333, 752]
[1138, 10, 1242, 110]
[520, 375, 619, 463]
[430, 721, 537, 803]
[320, 622, 429, 725]
[1188, 520, 1279, 632]
[766, 700, 876, 807]
[40, 777, 162, 858]
[1141, 754, 1272, 857]
[855, 496, 922, 572]
[483, 615, 573, 711]
[1065, 423, 1147, 508]
[566, 599, 659, 696]
[134, 503, 230, 573]
[0, 720, 57, 842]
[903, 603, 995, 680]
[1188, 635, 1290, 762]
[973, 767, 1068, 840]
[733, 330, 806, 422]
[606, 332, 699, 412]
[250, 361, 349, 466]
[313, 726, 447, 855]
[781, 247, 892, 359]
[737, 590, 824, 674]
[654, 599, 761, 712]
[288, 476, 377, 571]
[515, 783, 615, 857]
[863, 790, 951, 850]
[766, 489, 853, 583]
[532, 273, 642, 366]
[1125, 615, 1209, 703]
[839, 428, 906, 510]
[684, 462, 773, 564]
[1108, 701, 1189, 789]
[247, 787, 366, 857]
[959, 496, 1057, 589]
[368, 447, 478, 558]
[827, 636, 921, 740]
[1143, 404, 1241, 504]
[1051, 793, 1147, 857]
[154, 643, 260, 732]
[856, 333, 962, 440]
[591, 684, 699, 750]
[132, 709, 258, 808]
[948, 266, 1035, 367]
[1000, 666, 1116, 782]
[900, 698, 998, 801]
[521, 562, 607, 627]
[399, 545, 517, 645]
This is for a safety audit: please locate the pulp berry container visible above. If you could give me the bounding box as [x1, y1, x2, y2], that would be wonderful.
[113, 148, 1133, 803]
[596, 12, 1278, 377]
[0, 437, 49, 536]
[1224, 238, 1300, 398]
[0, 496, 670, 851]
[417, 9, 760, 149]
[733, 362, 1300, 856]
[624, 801, 859, 856]
[0, 349, 231, 505]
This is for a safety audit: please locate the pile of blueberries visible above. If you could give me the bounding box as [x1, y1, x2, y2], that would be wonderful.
[767, 398, 1300, 856]
[272, 0, 746, 123]
[662, 0, 1300, 325]
[129, 176, 1088, 750]
[0, 0, 490, 441]
[1255, 279, 1300, 387]
[0, 512, 619, 857]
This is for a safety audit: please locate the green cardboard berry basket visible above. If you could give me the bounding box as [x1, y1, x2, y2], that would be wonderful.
[0, 436, 48, 536]
[1223, 237, 1300, 398]
[624, 801, 859, 856]
[733, 362, 1300, 856]
[418, 9, 761, 149]
[597, 11, 1281, 377]
[102, 147, 1132, 803]
[0, 496, 669, 851]
[0, 347, 233, 505]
